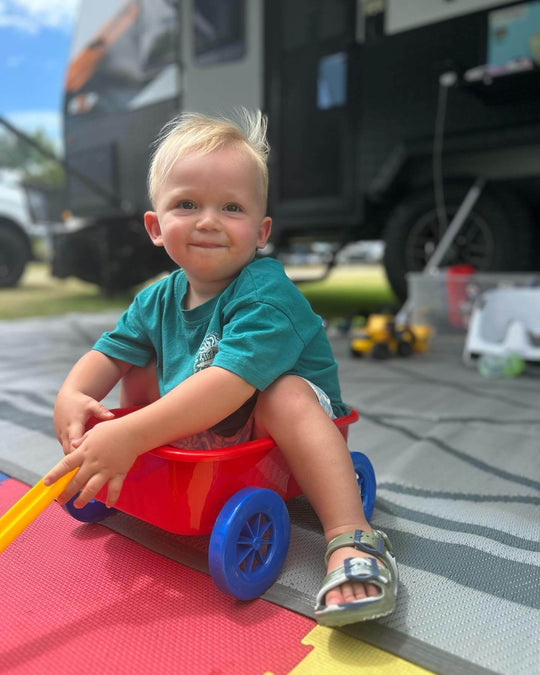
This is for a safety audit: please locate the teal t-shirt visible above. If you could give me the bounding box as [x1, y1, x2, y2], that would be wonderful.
[93, 257, 347, 417]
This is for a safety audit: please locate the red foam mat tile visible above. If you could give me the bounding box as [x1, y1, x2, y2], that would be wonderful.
[0, 478, 314, 674]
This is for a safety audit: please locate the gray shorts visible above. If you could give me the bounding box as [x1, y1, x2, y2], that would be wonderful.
[170, 378, 335, 451]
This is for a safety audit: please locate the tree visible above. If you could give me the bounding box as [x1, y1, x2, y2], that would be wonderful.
[0, 127, 65, 189]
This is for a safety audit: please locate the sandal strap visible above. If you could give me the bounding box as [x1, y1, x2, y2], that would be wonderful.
[315, 528, 399, 626]
[324, 529, 390, 566]
[315, 556, 392, 610]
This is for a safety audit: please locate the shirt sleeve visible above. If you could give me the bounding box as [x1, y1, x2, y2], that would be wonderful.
[212, 300, 307, 390]
[93, 300, 155, 367]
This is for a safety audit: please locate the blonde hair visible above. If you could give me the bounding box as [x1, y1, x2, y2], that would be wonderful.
[148, 108, 270, 208]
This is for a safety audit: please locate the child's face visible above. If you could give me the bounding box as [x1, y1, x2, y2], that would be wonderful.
[144, 145, 271, 298]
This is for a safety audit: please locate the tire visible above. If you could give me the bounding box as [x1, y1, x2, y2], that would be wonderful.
[52, 218, 175, 293]
[383, 184, 534, 301]
[0, 225, 30, 287]
[371, 343, 390, 360]
[397, 340, 413, 357]
[350, 452, 377, 521]
[396, 328, 415, 357]
[208, 487, 290, 601]
[61, 495, 116, 523]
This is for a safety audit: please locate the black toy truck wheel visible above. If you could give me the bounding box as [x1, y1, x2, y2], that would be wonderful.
[397, 340, 413, 357]
[372, 343, 390, 360]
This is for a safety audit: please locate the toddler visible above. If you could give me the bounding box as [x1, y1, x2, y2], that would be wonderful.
[44, 109, 398, 626]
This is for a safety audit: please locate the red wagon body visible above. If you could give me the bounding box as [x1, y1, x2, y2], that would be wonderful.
[93, 407, 360, 535]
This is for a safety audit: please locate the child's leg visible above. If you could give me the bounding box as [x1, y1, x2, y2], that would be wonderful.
[119, 360, 161, 407]
[253, 375, 381, 607]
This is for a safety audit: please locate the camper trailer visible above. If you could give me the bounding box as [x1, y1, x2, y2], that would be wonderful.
[54, 0, 540, 298]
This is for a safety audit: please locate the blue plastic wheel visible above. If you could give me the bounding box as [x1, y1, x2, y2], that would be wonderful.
[61, 495, 116, 523]
[351, 451, 377, 521]
[209, 487, 290, 601]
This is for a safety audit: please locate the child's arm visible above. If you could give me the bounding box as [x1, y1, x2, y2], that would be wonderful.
[44, 366, 256, 508]
[54, 350, 132, 456]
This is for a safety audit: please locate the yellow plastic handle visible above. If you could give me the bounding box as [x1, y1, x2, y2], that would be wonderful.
[0, 468, 79, 554]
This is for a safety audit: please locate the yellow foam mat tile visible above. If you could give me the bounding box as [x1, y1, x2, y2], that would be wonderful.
[273, 626, 433, 674]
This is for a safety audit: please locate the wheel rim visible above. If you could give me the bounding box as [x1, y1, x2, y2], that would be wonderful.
[237, 512, 275, 573]
[405, 207, 495, 271]
[356, 471, 366, 497]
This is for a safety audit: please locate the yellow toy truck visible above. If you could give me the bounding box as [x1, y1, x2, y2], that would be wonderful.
[350, 314, 431, 360]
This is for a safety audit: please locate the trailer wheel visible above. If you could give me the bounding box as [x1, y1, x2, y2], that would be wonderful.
[383, 184, 534, 301]
[0, 224, 30, 287]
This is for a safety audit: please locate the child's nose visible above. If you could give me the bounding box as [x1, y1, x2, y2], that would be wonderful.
[196, 208, 221, 230]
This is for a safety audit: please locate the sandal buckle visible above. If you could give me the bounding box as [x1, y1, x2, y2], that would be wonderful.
[344, 556, 379, 580]
[353, 530, 384, 555]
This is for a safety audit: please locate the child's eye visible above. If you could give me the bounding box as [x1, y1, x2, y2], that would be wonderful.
[224, 203, 242, 213]
[178, 200, 196, 210]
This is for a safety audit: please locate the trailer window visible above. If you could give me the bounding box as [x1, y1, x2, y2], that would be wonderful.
[487, 1, 540, 68]
[194, 0, 246, 65]
[317, 52, 347, 109]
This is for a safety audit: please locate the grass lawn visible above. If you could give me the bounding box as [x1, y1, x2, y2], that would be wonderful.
[0, 262, 398, 321]
[0, 263, 134, 320]
[297, 264, 398, 318]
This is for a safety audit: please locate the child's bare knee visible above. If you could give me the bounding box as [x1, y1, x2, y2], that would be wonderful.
[257, 375, 318, 419]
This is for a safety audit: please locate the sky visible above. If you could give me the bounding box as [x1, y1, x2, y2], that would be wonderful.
[0, 0, 80, 152]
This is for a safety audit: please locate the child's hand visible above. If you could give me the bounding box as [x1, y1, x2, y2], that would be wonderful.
[54, 390, 115, 456]
[44, 418, 139, 508]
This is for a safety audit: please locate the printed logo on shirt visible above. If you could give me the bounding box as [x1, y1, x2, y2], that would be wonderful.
[194, 332, 220, 372]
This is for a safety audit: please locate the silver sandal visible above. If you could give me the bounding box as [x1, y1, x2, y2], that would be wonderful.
[314, 529, 398, 627]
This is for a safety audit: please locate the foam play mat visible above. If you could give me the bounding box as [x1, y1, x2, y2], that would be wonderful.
[1, 313, 539, 674]
[0, 473, 428, 674]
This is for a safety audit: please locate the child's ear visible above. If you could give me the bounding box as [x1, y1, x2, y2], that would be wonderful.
[257, 217, 272, 249]
[144, 211, 163, 246]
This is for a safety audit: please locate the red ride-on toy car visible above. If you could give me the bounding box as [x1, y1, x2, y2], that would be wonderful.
[62, 406, 375, 601]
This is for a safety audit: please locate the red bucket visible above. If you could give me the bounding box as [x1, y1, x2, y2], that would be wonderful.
[445, 264, 475, 328]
